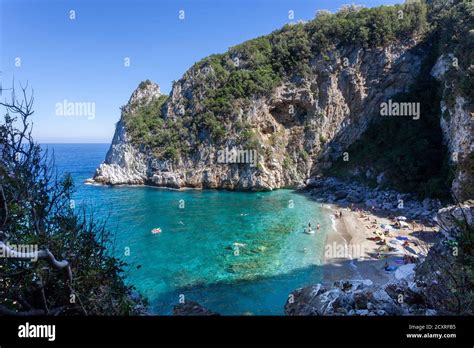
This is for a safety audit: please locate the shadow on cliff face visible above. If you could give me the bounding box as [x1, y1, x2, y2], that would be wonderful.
[313, 42, 430, 176]
[145, 258, 404, 316]
[320, 39, 452, 200]
[270, 101, 311, 128]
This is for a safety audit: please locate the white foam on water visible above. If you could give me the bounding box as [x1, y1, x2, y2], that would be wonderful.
[330, 214, 337, 232]
[330, 208, 362, 279]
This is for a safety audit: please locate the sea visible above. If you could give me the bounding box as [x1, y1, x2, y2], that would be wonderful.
[43, 143, 331, 315]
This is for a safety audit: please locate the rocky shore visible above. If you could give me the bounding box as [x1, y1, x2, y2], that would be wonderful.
[284, 279, 437, 316]
[305, 176, 443, 220]
[282, 195, 473, 316]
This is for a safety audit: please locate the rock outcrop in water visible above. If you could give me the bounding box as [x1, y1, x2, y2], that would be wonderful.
[92, 83, 161, 185]
[92, 41, 424, 190]
[173, 301, 219, 316]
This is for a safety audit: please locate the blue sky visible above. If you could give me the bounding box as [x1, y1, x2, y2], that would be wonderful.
[1, 0, 402, 143]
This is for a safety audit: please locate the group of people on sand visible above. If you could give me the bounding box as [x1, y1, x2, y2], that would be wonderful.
[334, 210, 343, 219]
[348, 203, 421, 271]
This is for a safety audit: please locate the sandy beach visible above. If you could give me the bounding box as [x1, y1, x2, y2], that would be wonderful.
[321, 203, 439, 287]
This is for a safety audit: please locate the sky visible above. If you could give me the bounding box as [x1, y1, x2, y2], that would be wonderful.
[1, 0, 402, 143]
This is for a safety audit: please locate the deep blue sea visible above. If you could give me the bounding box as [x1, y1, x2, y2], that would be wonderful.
[43, 143, 330, 315]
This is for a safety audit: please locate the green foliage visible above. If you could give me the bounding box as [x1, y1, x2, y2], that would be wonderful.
[123, 95, 167, 141]
[282, 155, 293, 170]
[241, 128, 260, 149]
[326, 1, 473, 200]
[430, 0, 474, 101]
[193, 111, 226, 142]
[300, 149, 309, 161]
[123, 95, 190, 159]
[138, 79, 153, 90]
[0, 104, 146, 315]
[181, 2, 429, 149]
[126, 1, 436, 171]
[271, 23, 312, 77]
[307, 2, 428, 51]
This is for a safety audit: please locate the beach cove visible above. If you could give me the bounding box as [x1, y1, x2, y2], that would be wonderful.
[48, 144, 338, 315]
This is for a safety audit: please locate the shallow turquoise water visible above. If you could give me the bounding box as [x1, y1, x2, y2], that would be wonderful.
[46, 144, 330, 315]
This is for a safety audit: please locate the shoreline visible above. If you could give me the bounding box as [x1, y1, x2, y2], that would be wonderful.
[87, 173, 440, 291]
[320, 201, 439, 288]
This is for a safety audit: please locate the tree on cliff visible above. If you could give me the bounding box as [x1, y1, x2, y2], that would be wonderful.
[0, 84, 146, 315]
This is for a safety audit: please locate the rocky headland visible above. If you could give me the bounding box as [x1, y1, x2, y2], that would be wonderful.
[86, 1, 473, 316]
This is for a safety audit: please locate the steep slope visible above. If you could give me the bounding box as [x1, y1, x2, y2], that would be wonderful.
[93, 82, 161, 185]
[325, 0, 473, 200]
[94, 42, 425, 190]
[92, 1, 472, 198]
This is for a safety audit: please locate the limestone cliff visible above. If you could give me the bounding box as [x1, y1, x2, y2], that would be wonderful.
[92, 82, 161, 185]
[91, 1, 472, 198]
[92, 41, 425, 190]
[431, 54, 474, 201]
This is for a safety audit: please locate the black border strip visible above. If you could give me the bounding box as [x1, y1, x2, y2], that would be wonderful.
[0, 315, 472, 346]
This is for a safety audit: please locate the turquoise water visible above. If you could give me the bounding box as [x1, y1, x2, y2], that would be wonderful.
[45, 144, 330, 315]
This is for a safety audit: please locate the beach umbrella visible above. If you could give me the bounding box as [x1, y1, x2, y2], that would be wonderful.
[380, 223, 395, 231]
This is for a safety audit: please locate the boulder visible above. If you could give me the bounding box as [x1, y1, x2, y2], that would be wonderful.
[376, 172, 386, 184]
[285, 279, 434, 316]
[347, 191, 363, 203]
[334, 190, 348, 200]
[173, 301, 219, 316]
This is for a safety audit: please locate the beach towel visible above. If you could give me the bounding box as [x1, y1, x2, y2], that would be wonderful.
[396, 236, 409, 241]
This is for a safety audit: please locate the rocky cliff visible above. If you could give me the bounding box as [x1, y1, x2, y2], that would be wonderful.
[91, 1, 472, 199]
[431, 54, 474, 201]
[92, 38, 426, 189]
[93, 83, 161, 185]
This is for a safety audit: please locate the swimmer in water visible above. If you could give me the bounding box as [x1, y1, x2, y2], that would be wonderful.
[317, 223, 320, 231]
